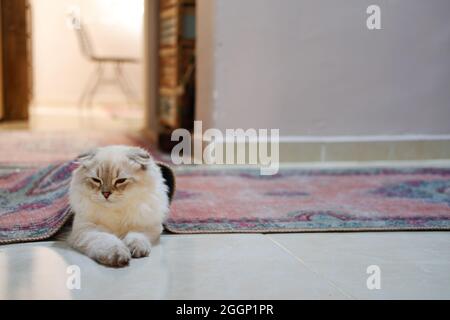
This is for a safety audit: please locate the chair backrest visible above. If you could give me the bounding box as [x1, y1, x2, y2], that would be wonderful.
[69, 14, 95, 59]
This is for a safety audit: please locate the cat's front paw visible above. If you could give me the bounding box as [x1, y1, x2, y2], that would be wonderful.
[123, 232, 152, 258]
[92, 242, 131, 268]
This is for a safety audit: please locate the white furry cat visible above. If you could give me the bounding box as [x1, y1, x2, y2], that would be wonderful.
[68, 145, 169, 267]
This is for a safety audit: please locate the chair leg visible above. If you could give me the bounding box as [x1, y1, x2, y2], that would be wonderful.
[115, 62, 138, 108]
[79, 65, 101, 109]
[85, 64, 105, 109]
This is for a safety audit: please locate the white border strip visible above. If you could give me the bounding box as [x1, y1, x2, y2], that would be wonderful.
[278, 135, 450, 143]
[198, 134, 450, 144]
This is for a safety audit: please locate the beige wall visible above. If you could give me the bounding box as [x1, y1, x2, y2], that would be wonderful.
[31, 0, 144, 106]
[197, 0, 450, 140]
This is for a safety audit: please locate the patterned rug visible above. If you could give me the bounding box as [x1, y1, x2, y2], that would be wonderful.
[166, 166, 450, 233]
[1, 164, 450, 244]
[0, 160, 174, 244]
[0, 163, 75, 244]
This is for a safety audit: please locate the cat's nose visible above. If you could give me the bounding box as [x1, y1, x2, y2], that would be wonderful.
[102, 191, 111, 199]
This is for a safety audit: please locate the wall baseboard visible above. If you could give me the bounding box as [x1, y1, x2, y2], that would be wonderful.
[278, 139, 450, 162]
[191, 137, 450, 163]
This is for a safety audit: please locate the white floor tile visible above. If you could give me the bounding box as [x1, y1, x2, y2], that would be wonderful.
[268, 232, 450, 299]
[0, 234, 348, 300]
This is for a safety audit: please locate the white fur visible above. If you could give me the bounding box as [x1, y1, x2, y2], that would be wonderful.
[68, 146, 169, 267]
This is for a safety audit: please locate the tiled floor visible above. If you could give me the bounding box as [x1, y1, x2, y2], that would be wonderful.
[0, 232, 448, 300]
[0, 103, 145, 132]
[1, 110, 450, 300]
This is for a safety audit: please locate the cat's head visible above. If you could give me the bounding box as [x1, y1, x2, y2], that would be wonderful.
[71, 145, 159, 206]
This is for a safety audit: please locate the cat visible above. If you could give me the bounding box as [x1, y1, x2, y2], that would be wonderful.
[68, 145, 170, 267]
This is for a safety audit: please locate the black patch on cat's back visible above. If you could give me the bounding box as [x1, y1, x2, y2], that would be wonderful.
[157, 163, 176, 203]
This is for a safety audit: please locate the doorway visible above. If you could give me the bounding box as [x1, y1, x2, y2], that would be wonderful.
[29, 0, 146, 131]
[0, 0, 151, 166]
[1, 0, 197, 156]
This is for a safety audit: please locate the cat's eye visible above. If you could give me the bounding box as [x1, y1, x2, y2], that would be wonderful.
[115, 178, 127, 185]
[91, 177, 102, 184]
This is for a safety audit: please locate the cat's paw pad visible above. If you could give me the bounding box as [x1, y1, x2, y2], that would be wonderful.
[123, 233, 152, 258]
[94, 243, 131, 268]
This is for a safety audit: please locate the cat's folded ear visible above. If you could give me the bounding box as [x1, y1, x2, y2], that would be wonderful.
[127, 148, 151, 170]
[157, 162, 176, 203]
[74, 149, 97, 166]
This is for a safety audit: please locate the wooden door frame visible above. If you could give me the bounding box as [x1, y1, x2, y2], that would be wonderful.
[0, 0, 30, 121]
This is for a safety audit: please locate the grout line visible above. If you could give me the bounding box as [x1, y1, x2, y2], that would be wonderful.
[265, 234, 357, 300]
